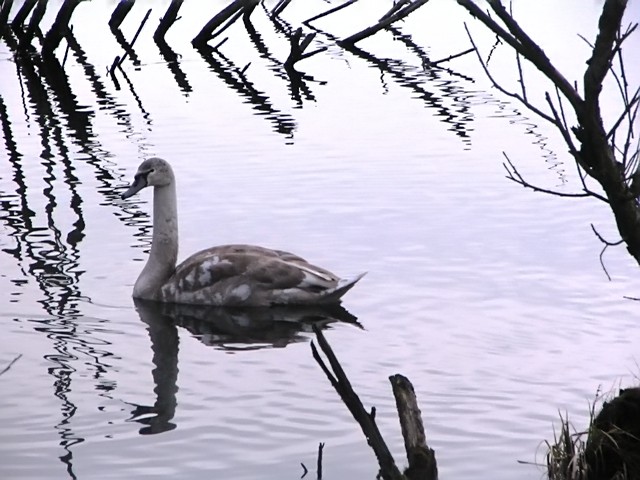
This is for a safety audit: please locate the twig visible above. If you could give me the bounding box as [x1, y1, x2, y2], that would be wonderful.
[300, 462, 308, 478]
[0, 354, 22, 376]
[272, 0, 293, 17]
[340, 0, 431, 45]
[303, 0, 358, 26]
[457, 0, 582, 112]
[590, 223, 623, 281]
[428, 47, 473, 67]
[464, 24, 558, 125]
[118, 8, 151, 67]
[503, 153, 608, 202]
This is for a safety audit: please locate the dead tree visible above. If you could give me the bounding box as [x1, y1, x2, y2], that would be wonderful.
[456, 0, 640, 267]
[311, 326, 437, 480]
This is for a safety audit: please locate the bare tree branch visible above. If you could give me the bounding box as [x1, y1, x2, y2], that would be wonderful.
[503, 153, 608, 202]
[463, 24, 558, 125]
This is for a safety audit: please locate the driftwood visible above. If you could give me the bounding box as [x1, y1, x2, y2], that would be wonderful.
[109, 0, 135, 31]
[311, 326, 437, 480]
[42, 0, 83, 55]
[154, 0, 183, 43]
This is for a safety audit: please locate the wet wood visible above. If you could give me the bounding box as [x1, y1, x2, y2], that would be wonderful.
[284, 28, 327, 69]
[42, 0, 83, 55]
[271, 0, 293, 17]
[192, 0, 245, 48]
[154, 0, 183, 43]
[303, 0, 358, 26]
[109, 0, 135, 31]
[22, 0, 47, 46]
[311, 326, 404, 480]
[340, 0, 431, 45]
[0, 0, 15, 28]
[12, 0, 37, 28]
[390, 374, 437, 480]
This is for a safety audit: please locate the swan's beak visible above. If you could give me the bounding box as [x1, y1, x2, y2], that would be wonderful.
[121, 173, 148, 199]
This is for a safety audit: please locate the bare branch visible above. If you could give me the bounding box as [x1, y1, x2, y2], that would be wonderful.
[583, 0, 627, 105]
[591, 223, 624, 281]
[503, 153, 608, 202]
[303, 0, 358, 25]
[340, 0, 430, 45]
[457, 0, 583, 112]
[428, 48, 474, 67]
[463, 24, 558, 125]
[0, 354, 22, 376]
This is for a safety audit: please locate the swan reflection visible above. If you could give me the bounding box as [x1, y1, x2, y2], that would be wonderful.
[136, 298, 361, 350]
[128, 298, 361, 434]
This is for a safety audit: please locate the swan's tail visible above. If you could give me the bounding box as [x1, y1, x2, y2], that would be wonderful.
[320, 272, 367, 304]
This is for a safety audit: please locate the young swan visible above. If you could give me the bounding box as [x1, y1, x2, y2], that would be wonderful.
[121, 157, 365, 306]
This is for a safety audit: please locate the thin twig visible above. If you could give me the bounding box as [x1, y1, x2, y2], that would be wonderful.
[503, 153, 608, 202]
[464, 24, 557, 125]
[118, 8, 151, 67]
[428, 47, 474, 67]
[0, 354, 22, 376]
[590, 223, 623, 281]
[303, 0, 358, 25]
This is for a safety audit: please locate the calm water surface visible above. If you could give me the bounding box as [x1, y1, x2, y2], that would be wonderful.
[1, 1, 640, 479]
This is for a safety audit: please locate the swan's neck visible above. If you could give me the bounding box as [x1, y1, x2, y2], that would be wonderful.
[134, 183, 179, 300]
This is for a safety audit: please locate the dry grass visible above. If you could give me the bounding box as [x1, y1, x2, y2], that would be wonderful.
[546, 387, 640, 480]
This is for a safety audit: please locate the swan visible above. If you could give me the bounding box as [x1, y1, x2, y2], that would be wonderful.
[121, 157, 365, 306]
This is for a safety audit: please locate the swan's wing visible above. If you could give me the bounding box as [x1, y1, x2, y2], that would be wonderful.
[160, 245, 344, 305]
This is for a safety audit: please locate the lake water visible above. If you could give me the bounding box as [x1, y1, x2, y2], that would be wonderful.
[1, 0, 639, 479]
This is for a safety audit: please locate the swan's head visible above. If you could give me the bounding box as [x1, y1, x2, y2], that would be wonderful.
[121, 157, 175, 199]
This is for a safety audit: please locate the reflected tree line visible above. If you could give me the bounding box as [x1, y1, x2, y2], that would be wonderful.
[3, 0, 634, 479]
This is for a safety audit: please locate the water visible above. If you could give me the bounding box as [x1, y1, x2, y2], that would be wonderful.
[1, 0, 639, 479]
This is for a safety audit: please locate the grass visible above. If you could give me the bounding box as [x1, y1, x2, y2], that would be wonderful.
[546, 387, 640, 480]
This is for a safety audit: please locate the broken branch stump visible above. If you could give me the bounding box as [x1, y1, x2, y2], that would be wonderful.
[154, 0, 183, 43]
[390, 374, 437, 480]
[311, 326, 404, 480]
[109, 0, 135, 31]
[12, 0, 37, 28]
[42, 0, 83, 55]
